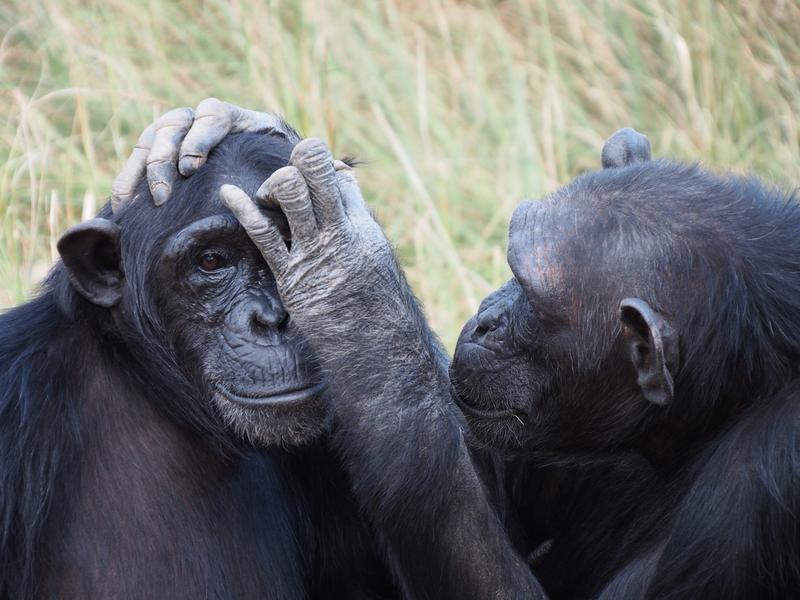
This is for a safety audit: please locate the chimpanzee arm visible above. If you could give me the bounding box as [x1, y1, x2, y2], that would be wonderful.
[599, 386, 800, 599]
[222, 139, 544, 599]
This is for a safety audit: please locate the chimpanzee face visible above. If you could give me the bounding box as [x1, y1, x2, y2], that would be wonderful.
[452, 177, 680, 453]
[57, 133, 331, 448]
[451, 268, 634, 452]
[158, 213, 328, 447]
[450, 278, 558, 449]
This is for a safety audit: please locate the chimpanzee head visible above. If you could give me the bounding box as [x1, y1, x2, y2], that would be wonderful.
[56, 132, 329, 448]
[452, 148, 800, 457]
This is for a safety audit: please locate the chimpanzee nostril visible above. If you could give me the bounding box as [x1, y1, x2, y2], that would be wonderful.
[474, 321, 490, 338]
[251, 296, 289, 331]
[473, 309, 505, 341]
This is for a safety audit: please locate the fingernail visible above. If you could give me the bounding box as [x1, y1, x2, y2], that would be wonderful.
[152, 182, 170, 206]
[179, 156, 202, 176]
[255, 181, 277, 208]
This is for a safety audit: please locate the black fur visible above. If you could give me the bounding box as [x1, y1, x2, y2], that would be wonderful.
[453, 161, 800, 598]
[0, 133, 398, 599]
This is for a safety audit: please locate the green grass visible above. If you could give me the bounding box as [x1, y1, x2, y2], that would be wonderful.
[1, 0, 798, 348]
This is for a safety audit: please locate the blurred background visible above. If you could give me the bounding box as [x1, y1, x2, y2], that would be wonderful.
[1, 0, 798, 349]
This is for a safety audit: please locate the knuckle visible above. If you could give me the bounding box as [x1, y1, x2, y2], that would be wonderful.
[250, 227, 277, 245]
[147, 178, 168, 190]
[270, 167, 305, 194]
[290, 138, 332, 169]
[155, 107, 194, 129]
[110, 184, 131, 199]
[195, 97, 227, 118]
[145, 156, 172, 168]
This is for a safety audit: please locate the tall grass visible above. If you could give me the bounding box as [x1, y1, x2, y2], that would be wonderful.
[1, 0, 798, 348]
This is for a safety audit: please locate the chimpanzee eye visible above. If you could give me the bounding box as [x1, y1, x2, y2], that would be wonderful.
[197, 251, 227, 272]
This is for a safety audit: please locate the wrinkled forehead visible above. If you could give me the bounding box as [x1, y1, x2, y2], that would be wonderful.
[162, 213, 245, 261]
[507, 184, 656, 321]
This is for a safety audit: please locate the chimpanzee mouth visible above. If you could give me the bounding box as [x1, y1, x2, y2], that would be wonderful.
[452, 389, 528, 423]
[214, 382, 327, 408]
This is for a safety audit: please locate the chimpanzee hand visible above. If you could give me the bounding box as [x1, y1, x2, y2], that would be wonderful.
[219, 138, 404, 334]
[223, 138, 544, 600]
[111, 99, 296, 211]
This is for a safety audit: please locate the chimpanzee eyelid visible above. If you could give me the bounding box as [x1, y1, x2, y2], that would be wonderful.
[195, 247, 231, 267]
[162, 221, 247, 274]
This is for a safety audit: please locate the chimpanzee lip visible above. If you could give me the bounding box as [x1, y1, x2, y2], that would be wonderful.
[453, 390, 527, 422]
[215, 381, 327, 408]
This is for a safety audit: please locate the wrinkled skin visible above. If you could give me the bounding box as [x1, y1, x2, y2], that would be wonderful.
[73, 131, 331, 448]
[451, 278, 556, 449]
[216, 121, 797, 599]
[111, 99, 296, 209]
[130, 104, 800, 598]
[158, 212, 327, 446]
[221, 141, 395, 326]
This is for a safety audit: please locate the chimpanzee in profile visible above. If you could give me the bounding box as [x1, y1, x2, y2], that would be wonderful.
[0, 114, 539, 599]
[450, 137, 800, 598]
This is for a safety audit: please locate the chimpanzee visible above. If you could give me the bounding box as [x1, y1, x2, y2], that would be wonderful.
[196, 109, 796, 599]
[451, 146, 800, 597]
[0, 122, 539, 598]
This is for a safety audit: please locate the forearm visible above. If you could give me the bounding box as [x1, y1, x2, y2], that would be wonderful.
[308, 287, 544, 598]
[224, 139, 544, 598]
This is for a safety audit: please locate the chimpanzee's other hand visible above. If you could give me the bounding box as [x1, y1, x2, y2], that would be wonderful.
[112, 99, 296, 211]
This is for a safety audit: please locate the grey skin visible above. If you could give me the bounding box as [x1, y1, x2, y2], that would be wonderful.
[115, 106, 545, 596]
[111, 99, 296, 210]
[158, 212, 329, 446]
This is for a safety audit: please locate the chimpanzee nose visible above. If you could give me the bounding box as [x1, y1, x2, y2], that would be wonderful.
[251, 295, 289, 331]
[473, 303, 507, 341]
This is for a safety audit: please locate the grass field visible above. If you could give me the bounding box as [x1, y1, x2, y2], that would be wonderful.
[1, 0, 798, 348]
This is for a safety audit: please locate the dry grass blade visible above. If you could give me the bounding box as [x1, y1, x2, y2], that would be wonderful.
[1, 0, 798, 348]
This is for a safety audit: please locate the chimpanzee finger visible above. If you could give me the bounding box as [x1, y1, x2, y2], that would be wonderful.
[220, 184, 288, 274]
[146, 107, 195, 206]
[259, 166, 318, 245]
[179, 99, 292, 177]
[111, 123, 156, 213]
[601, 128, 651, 169]
[335, 164, 373, 225]
[288, 138, 347, 228]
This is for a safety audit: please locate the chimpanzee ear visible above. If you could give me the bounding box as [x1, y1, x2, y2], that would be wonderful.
[618, 298, 678, 407]
[57, 218, 124, 308]
[601, 128, 651, 169]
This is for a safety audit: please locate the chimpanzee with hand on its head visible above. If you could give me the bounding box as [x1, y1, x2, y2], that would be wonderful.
[0, 106, 540, 599]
